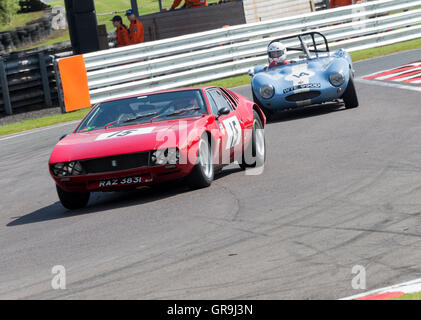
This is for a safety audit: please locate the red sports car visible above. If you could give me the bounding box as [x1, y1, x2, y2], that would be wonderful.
[49, 87, 266, 210]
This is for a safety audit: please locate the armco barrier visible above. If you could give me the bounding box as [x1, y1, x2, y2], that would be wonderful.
[55, 0, 421, 111]
[0, 50, 56, 115]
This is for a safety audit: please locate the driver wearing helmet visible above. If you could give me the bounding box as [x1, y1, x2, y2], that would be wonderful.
[267, 42, 290, 69]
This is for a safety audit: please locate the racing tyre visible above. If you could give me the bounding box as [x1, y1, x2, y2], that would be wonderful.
[240, 110, 266, 169]
[187, 134, 214, 189]
[342, 75, 359, 109]
[252, 88, 274, 119]
[56, 185, 90, 210]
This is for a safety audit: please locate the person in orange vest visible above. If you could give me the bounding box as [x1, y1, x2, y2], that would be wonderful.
[168, 0, 208, 10]
[111, 15, 130, 48]
[125, 9, 144, 44]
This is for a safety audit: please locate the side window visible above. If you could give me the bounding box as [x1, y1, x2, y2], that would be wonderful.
[206, 91, 220, 116]
[220, 88, 237, 109]
[207, 89, 233, 115]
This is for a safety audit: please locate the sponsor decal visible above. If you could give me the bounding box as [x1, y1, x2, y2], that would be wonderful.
[95, 127, 155, 141]
[283, 83, 321, 94]
[285, 64, 315, 85]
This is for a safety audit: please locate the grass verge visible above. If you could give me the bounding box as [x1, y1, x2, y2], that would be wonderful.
[45, 0, 221, 44]
[390, 292, 421, 300]
[0, 108, 90, 136]
[1, 37, 421, 137]
[0, 11, 45, 32]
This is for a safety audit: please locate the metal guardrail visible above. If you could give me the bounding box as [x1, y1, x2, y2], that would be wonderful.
[56, 0, 421, 106]
[0, 50, 58, 114]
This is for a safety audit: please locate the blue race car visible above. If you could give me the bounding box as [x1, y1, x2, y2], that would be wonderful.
[249, 32, 359, 118]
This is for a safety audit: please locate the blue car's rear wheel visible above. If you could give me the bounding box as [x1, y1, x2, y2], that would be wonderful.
[342, 75, 359, 109]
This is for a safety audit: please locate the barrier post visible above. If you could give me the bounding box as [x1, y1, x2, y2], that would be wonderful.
[0, 58, 12, 115]
[53, 59, 66, 113]
[38, 51, 52, 107]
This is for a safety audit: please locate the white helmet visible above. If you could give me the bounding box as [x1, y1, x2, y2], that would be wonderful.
[268, 41, 287, 64]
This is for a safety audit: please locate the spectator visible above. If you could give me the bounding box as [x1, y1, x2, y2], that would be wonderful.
[126, 9, 144, 44]
[111, 15, 130, 48]
[168, 0, 208, 11]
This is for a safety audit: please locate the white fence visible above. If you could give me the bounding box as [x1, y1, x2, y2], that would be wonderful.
[68, 0, 421, 105]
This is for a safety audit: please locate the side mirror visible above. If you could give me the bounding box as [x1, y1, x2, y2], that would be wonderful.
[248, 68, 255, 77]
[217, 107, 230, 118]
[59, 134, 68, 141]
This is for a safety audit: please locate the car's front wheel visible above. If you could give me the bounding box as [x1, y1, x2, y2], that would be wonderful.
[187, 134, 214, 189]
[342, 75, 359, 109]
[56, 185, 90, 210]
[240, 110, 266, 169]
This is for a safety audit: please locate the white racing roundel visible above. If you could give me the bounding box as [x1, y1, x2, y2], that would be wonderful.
[222, 116, 242, 149]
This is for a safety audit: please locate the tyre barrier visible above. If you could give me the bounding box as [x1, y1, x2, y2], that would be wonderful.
[0, 10, 54, 54]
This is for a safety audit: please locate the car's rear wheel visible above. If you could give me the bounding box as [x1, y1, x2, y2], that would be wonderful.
[56, 185, 90, 210]
[240, 110, 266, 169]
[342, 75, 359, 109]
[252, 87, 274, 119]
[187, 134, 214, 189]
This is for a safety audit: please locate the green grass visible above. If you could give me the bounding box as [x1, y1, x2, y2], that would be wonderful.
[17, 29, 69, 51]
[350, 38, 421, 61]
[0, 11, 45, 32]
[390, 292, 421, 300]
[0, 108, 90, 136]
[2, 1, 221, 48]
[193, 74, 251, 88]
[48, 0, 220, 39]
[1, 36, 421, 137]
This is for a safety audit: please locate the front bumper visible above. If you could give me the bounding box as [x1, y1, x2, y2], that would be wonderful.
[257, 83, 348, 110]
[51, 163, 194, 193]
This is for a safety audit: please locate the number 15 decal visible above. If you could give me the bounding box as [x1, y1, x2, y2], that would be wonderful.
[222, 116, 242, 149]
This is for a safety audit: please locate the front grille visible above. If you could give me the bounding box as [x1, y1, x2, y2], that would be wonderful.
[285, 91, 321, 102]
[81, 152, 150, 174]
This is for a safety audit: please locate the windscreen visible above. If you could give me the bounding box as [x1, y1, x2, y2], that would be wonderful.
[77, 90, 207, 132]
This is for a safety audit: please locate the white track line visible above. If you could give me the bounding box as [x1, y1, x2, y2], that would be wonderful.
[363, 61, 421, 79]
[0, 121, 79, 142]
[355, 78, 421, 93]
[341, 277, 421, 300]
[376, 66, 421, 80]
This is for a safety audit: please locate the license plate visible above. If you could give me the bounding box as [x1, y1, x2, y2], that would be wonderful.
[99, 176, 142, 187]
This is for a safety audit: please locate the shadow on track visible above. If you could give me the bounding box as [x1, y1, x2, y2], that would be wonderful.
[266, 101, 345, 124]
[7, 167, 243, 227]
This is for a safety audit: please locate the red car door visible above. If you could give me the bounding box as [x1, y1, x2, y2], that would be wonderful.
[206, 88, 245, 164]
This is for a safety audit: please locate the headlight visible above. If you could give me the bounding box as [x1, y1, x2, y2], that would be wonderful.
[329, 72, 345, 87]
[52, 161, 83, 177]
[260, 85, 275, 99]
[151, 148, 179, 165]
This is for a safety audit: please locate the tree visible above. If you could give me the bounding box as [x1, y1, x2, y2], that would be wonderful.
[0, 0, 19, 25]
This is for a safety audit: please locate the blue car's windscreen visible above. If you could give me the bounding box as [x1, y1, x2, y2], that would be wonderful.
[77, 90, 207, 132]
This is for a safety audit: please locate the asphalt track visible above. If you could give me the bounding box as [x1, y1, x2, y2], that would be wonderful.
[1, 49, 421, 299]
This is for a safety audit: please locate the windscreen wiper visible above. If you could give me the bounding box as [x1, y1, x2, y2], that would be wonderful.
[150, 106, 201, 122]
[104, 112, 158, 129]
[122, 112, 158, 123]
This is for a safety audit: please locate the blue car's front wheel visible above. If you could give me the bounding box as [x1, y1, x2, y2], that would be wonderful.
[342, 75, 359, 109]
